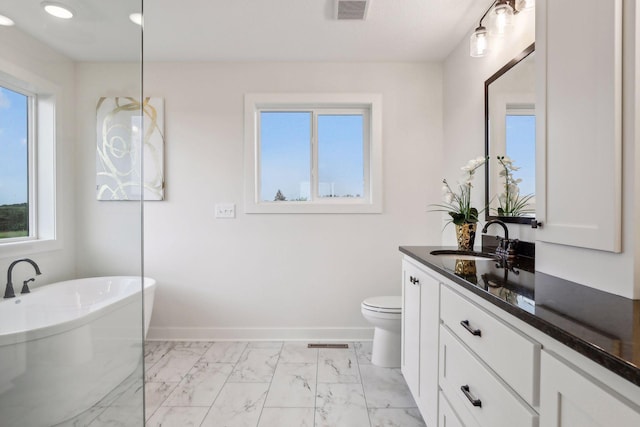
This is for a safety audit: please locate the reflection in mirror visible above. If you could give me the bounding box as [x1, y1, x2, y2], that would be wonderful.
[485, 44, 536, 224]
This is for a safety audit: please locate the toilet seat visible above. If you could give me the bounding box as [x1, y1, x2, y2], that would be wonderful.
[361, 296, 401, 314]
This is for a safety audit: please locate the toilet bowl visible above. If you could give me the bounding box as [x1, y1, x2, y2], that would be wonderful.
[361, 296, 402, 368]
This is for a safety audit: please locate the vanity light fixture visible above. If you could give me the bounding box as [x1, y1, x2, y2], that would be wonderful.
[41, 2, 74, 20]
[129, 13, 143, 26]
[469, 0, 533, 58]
[0, 14, 15, 26]
[470, 25, 489, 57]
[489, 0, 515, 37]
[469, 1, 496, 58]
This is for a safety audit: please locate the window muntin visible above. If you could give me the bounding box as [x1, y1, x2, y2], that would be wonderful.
[0, 84, 34, 241]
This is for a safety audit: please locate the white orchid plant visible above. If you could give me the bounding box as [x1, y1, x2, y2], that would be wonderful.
[495, 155, 534, 216]
[432, 156, 487, 226]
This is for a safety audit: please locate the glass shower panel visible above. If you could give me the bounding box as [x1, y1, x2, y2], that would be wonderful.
[0, 1, 144, 426]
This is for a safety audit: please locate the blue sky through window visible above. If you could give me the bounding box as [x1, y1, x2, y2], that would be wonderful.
[0, 87, 28, 206]
[260, 111, 365, 202]
[260, 112, 311, 201]
[505, 114, 535, 196]
[318, 114, 363, 197]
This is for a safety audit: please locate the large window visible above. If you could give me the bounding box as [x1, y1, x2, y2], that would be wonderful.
[245, 94, 382, 213]
[0, 69, 58, 256]
[0, 84, 33, 241]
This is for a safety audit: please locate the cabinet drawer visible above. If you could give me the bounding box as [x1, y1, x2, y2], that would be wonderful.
[441, 285, 540, 406]
[440, 326, 539, 427]
[439, 390, 471, 427]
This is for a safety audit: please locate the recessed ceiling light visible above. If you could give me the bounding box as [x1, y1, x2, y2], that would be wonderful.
[0, 14, 15, 26]
[129, 13, 143, 26]
[41, 2, 74, 19]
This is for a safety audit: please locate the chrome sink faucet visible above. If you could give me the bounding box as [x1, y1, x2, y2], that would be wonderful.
[482, 220, 517, 259]
[4, 258, 42, 298]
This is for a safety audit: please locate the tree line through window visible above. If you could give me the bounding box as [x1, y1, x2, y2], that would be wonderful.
[0, 85, 29, 239]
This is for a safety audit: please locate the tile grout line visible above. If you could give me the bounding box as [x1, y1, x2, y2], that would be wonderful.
[153, 342, 211, 417]
[144, 341, 180, 422]
[314, 344, 320, 427]
[254, 342, 283, 427]
[354, 342, 374, 427]
[198, 341, 248, 427]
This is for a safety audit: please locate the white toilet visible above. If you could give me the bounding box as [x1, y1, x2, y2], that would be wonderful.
[361, 296, 402, 368]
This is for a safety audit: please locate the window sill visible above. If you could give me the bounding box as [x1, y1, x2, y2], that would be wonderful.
[0, 238, 62, 259]
[245, 201, 382, 214]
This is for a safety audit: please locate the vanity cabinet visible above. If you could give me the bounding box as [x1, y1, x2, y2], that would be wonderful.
[539, 351, 640, 427]
[401, 258, 440, 427]
[400, 251, 640, 427]
[535, 0, 623, 252]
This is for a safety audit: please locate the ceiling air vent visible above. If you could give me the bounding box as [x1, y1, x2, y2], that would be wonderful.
[335, 0, 370, 20]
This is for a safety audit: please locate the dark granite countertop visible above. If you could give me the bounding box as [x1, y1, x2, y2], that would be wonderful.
[399, 245, 640, 388]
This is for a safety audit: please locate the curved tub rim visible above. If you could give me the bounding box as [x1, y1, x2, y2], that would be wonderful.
[0, 276, 156, 347]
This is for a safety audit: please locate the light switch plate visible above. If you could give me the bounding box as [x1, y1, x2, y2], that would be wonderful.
[215, 203, 235, 219]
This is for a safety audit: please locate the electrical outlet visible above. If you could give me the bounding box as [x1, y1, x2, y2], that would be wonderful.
[215, 203, 235, 219]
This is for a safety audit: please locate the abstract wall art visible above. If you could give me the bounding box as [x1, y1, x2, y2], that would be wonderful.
[96, 97, 165, 200]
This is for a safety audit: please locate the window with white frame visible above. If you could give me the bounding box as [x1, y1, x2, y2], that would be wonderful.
[0, 83, 34, 241]
[244, 93, 382, 213]
[0, 67, 59, 256]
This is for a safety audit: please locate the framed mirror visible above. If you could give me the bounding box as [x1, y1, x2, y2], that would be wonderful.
[485, 43, 536, 224]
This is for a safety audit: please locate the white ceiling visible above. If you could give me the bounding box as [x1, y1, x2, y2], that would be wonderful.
[0, 0, 491, 62]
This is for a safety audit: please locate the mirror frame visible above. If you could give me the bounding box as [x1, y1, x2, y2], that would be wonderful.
[484, 43, 536, 225]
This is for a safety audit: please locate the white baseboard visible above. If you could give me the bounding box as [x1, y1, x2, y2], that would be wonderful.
[146, 326, 374, 342]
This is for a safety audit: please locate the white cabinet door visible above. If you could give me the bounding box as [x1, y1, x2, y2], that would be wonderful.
[401, 259, 440, 427]
[540, 351, 640, 427]
[536, 0, 622, 252]
[402, 260, 421, 398]
[418, 268, 440, 426]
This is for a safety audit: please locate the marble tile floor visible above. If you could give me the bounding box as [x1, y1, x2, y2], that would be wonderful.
[60, 341, 426, 427]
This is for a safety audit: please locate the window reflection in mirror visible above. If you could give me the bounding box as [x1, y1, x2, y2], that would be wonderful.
[485, 44, 536, 223]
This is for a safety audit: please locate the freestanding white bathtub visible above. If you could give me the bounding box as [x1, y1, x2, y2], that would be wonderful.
[0, 276, 156, 427]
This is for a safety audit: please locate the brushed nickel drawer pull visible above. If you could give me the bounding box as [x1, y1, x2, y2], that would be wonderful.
[461, 385, 482, 407]
[460, 320, 482, 337]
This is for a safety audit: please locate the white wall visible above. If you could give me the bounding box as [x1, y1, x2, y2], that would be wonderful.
[138, 62, 444, 340]
[0, 28, 76, 287]
[74, 63, 142, 278]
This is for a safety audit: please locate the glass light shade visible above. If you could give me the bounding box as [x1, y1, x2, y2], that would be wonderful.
[0, 14, 15, 26]
[470, 26, 489, 57]
[490, 2, 514, 37]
